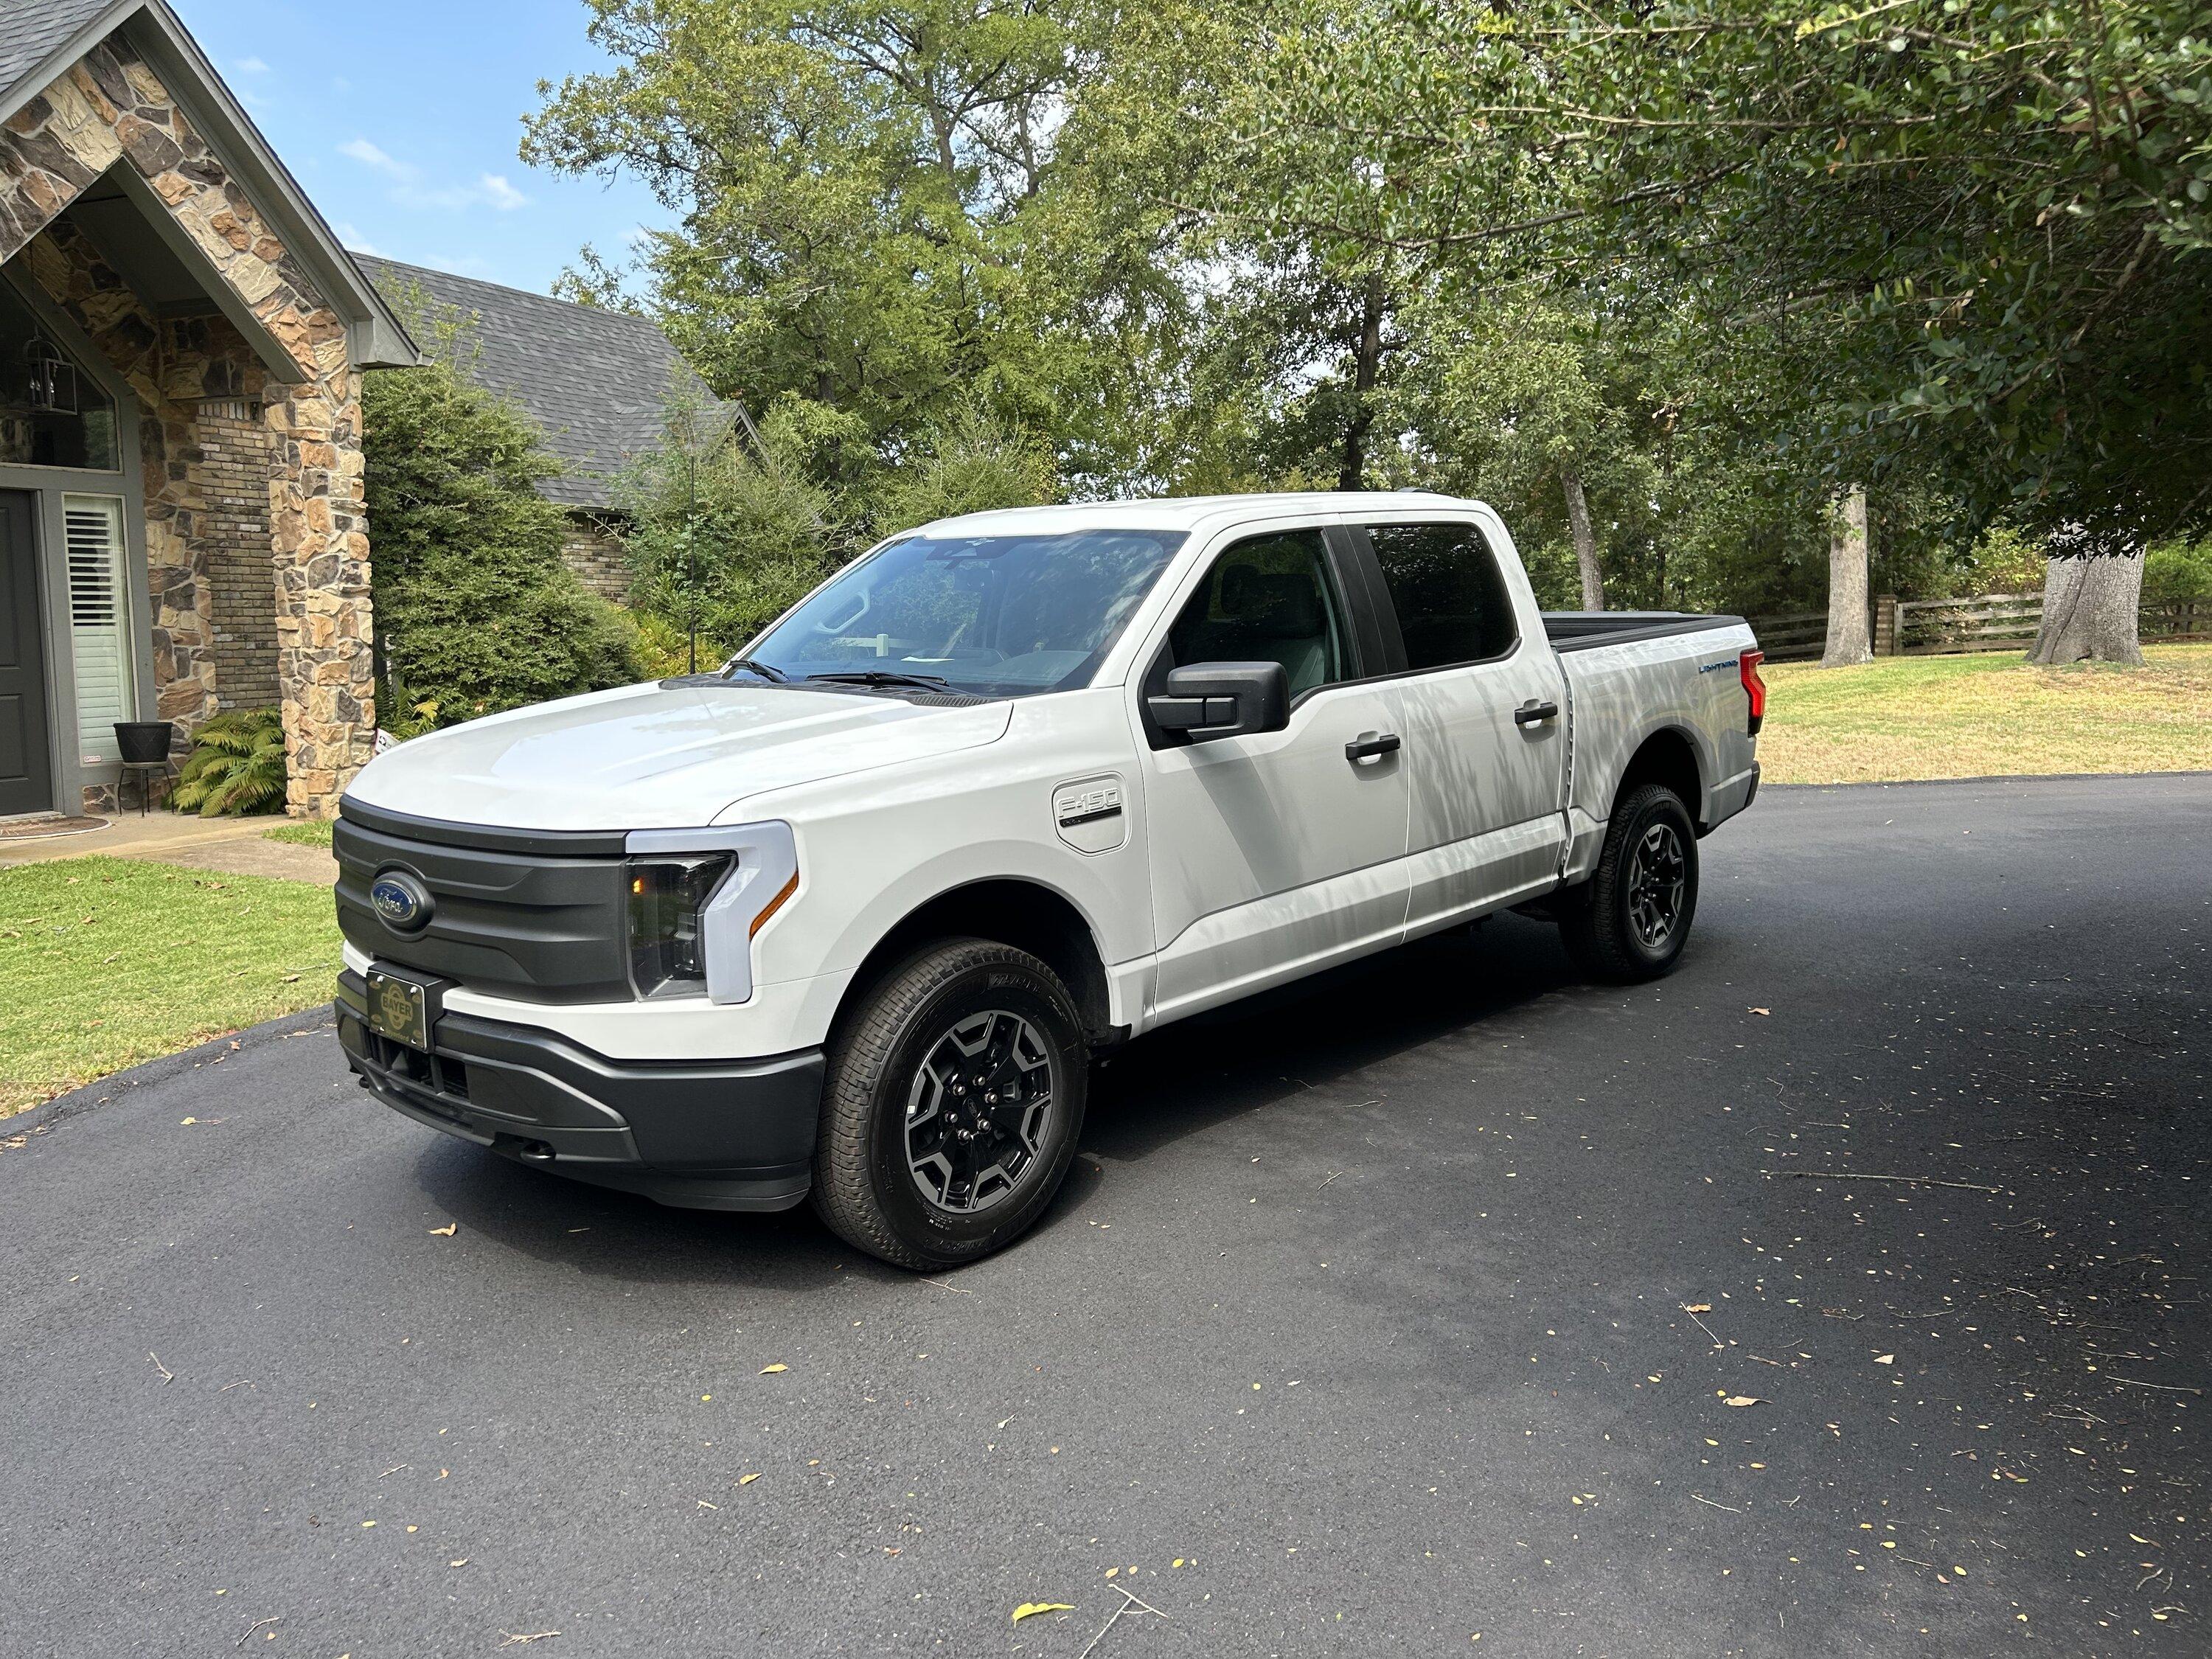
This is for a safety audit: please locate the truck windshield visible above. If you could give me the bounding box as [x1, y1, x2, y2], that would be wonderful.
[741, 528, 1186, 698]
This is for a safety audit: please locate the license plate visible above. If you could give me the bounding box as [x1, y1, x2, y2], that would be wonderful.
[365, 967, 431, 1051]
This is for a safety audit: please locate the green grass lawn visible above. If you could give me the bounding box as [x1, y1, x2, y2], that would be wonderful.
[1759, 642, 2212, 784]
[0, 857, 341, 1116]
[262, 818, 335, 847]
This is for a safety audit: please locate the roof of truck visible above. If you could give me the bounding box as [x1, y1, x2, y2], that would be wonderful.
[917, 491, 1487, 538]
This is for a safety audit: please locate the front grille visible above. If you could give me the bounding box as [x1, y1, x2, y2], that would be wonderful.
[335, 803, 633, 1002]
[361, 1028, 472, 1107]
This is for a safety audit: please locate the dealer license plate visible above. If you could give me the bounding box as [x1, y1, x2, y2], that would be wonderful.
[365, 966, 432, 1051]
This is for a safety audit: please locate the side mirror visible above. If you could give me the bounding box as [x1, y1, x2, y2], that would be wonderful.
[1148, 661, 1291, 742]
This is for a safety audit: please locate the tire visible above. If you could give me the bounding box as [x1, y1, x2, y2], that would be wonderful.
[1557, 783, 1700, 983]
[812, 938, 1088, 1270]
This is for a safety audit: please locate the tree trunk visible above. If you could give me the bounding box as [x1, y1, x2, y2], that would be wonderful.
[1337, 275, 1385, 491]
[1562, 469, 1604, 610]
[1821, 482, 1872, 667]
[2027, 554, 2145, 665]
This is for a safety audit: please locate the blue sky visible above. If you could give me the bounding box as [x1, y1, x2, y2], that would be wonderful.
[173, 0, 667, 295]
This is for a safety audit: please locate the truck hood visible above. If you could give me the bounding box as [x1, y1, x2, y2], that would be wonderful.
[343, 681, 1015, 832]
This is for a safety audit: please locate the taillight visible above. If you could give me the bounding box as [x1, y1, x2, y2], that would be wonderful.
[1739, 649, 1767, 735]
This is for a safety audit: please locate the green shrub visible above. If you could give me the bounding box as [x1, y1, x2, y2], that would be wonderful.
[170, 709, 286, 816]
[365, 291, 643, 727]
[2144, 538, 2212, 606]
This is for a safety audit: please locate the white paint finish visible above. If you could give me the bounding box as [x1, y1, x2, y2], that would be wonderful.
[342, 493, 1764, 1066]
[347, 678, 1012, 832]
[1139, 677, 1412, 1015]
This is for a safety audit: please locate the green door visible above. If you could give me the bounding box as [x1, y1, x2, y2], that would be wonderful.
[0, 490, 55, 815]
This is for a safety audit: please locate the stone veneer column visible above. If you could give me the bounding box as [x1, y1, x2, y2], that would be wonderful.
[0, 33, 375, 815]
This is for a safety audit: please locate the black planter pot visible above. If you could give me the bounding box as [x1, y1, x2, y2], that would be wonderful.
[114, 720, 174, 765]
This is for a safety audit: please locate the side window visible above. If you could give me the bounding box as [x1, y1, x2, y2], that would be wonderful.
[1366, 521, 1518, 670]
[1164, 529, 1349, 700]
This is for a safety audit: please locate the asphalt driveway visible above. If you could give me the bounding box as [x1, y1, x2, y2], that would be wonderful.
[3, 774, 2205, 1658]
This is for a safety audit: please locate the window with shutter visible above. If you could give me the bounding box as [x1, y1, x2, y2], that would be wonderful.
[64, 495, 134, 765]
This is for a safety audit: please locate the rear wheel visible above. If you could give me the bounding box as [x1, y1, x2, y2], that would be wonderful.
[813, 938, 1088, 1269]
[1557, 783, 1699, 982]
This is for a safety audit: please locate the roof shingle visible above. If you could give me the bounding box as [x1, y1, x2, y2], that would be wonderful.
[0, 0, 123, 107]
[355, 254, 731, 510]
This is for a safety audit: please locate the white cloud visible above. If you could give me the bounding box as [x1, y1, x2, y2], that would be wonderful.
[477, 173, 527, 212]
[335, 223, 381, 257]
[340, 136, 412, 180]
[235, 55, 269, 74]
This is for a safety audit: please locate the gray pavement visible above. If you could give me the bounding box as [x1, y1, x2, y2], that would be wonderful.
[2, 774, 2206, 1657]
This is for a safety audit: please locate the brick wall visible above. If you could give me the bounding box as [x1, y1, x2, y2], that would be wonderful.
[195, 396, 279, 709]
[561, 512, 633, 602]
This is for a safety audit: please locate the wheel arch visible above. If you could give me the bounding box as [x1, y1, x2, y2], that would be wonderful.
[1614, 725, 1709, 830]
[839, 877, 1118, 1046]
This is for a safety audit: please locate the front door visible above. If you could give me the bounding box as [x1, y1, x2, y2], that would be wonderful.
[1138, 526, 1411, 1023]
[0, 490, 53, 815]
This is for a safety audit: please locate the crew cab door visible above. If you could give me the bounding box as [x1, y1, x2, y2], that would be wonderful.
[1352, 514, 1571, 934]
[1135, 524, 1411, 1022]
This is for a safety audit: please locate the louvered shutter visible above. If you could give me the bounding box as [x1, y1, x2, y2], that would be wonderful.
[64, 495, 133, 765]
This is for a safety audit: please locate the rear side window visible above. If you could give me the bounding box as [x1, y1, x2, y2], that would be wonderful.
[1365, 521, 1518, 670]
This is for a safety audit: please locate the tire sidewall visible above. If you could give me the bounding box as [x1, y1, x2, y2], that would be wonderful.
[1611, 787, 1699, 973]
[858, 955, 1088, 1263]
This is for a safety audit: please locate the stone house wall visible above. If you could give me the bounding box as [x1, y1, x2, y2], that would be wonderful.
[0, 32, 375, 815]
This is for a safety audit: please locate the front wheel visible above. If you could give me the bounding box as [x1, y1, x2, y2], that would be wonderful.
[1557, 783, 1700, 982]
[813, 939, 1088, 1270]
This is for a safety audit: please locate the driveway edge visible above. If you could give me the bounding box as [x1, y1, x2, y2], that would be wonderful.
[6, 1006, 340, 1138]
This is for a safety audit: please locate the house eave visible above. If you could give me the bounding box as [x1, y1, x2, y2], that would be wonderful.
[0, 0, 422, 372]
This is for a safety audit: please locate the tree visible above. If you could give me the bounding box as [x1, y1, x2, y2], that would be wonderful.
[616, 394, 850, 660]
[1823, 485, 1872, 667]
[869, 403, 1058, 532]
[524, 1, 1116, 460]
[364, 298, 640, 723]
[1236, 1, 2212, 660]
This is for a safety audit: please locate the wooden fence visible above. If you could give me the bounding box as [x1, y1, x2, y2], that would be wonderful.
[1747, 594, 2212, 661]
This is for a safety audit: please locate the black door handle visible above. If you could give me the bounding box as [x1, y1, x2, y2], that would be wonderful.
[1514, 700, 1560, 726]
[1345, 732, 1401, 762]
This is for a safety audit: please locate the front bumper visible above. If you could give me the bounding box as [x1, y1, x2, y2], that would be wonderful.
[336, 970, 823, 1211]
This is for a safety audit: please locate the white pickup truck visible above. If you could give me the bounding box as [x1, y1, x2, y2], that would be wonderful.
[335, 493, 1764, 1266]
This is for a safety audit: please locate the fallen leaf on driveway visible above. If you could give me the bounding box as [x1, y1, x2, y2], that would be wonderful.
[738, 1473, 760, 1486]
[1012, 1603, 1074, 1623]
[1723, 1396, 1763, 1408]
[1874, 1353, 1896, 1366]
[1748, 1008, 1770, 1016]
[179, 1117, 198, 1126]
[428, 1223, 457, 1237]
[759, 1363, 787, 1374]
[1683, 1304, 1712, 1314]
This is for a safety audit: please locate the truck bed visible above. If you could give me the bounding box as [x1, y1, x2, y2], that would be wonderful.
[1541, 611, 1750, 652]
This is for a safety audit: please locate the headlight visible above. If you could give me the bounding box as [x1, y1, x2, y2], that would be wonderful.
[625, 854, 734, 999]
[620, 823, 801, 1005]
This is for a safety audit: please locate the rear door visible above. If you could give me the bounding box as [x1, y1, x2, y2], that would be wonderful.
[1352, 515, 1571, 934]
[1135, 523, 1411, 1022]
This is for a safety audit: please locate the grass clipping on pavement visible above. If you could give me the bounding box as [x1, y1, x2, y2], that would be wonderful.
[1, 856, 341, 1116]
[1758, 643, 2212, 784]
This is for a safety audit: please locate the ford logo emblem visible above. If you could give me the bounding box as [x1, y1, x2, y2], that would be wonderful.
[369, 869, 434, 933]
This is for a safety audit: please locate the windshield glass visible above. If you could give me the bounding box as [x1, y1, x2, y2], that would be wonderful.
[742, 528, 1186, 698]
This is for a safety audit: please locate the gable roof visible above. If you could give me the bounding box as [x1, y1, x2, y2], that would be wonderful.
[0, 0, 417, 369]
[356, 255, 736, 510]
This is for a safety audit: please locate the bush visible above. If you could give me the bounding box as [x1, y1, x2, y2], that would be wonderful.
[365, 296, 642, 727]
[170, 709, 286, 816]
[868, 406, 1058, 535]
[2144, 538, 2212, 606]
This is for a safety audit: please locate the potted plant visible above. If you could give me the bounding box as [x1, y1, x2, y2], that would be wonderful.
[114, 720, 174, 765]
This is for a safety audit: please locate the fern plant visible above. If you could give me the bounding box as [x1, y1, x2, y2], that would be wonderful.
[170, 709, 287, 816]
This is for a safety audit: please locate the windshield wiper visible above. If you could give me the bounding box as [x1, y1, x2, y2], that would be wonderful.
[721, 657, 790, 683]
[805, 669, 955, 692]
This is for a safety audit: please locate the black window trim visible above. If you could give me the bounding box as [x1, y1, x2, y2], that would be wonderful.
[1135, 520, 1380, 748]
[1346, 516, 1528, 682]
